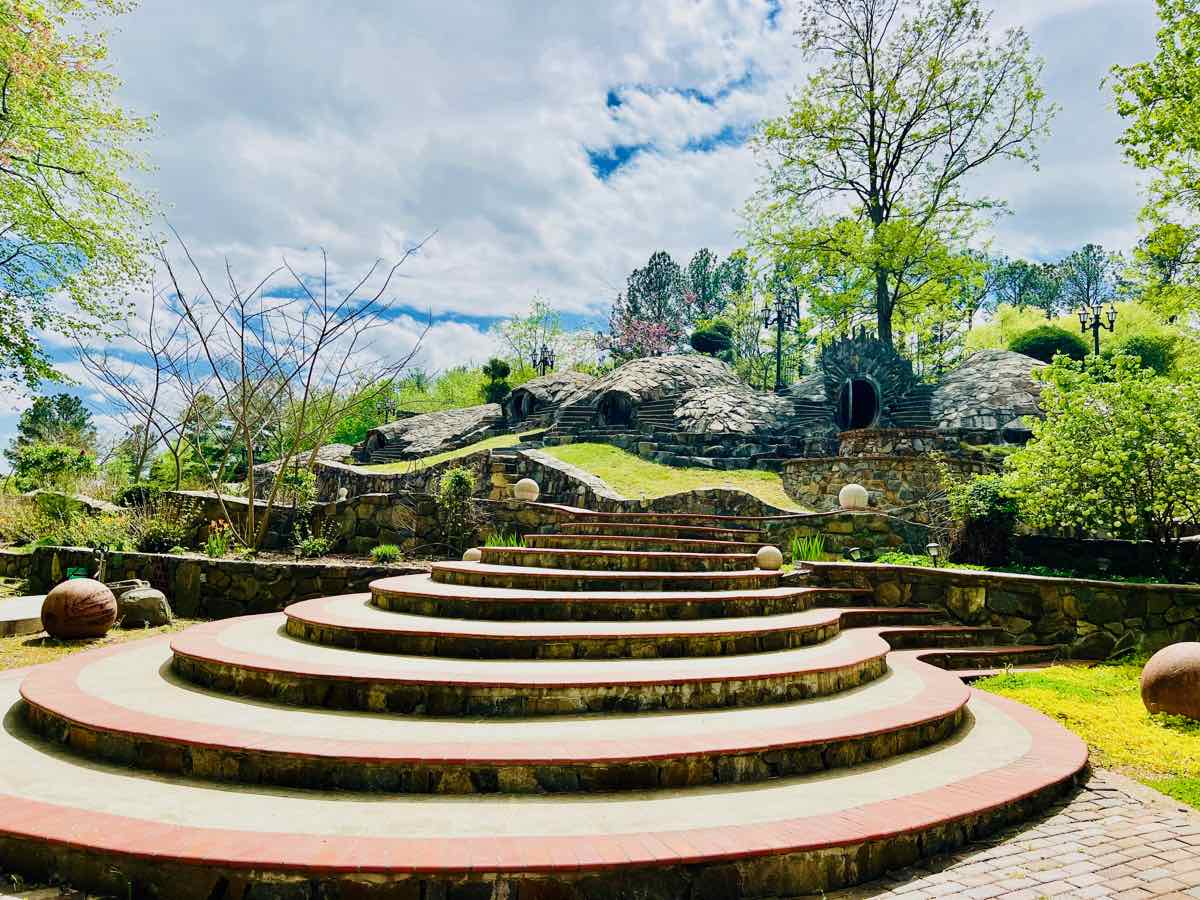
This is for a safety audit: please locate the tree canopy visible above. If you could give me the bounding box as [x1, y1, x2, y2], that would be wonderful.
[750, 0, 1054, 347]
[0, 0, 152, 387]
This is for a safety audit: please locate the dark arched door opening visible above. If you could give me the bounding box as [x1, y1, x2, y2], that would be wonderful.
[836, 378, 879, 430]
[598, 392, 635, 427]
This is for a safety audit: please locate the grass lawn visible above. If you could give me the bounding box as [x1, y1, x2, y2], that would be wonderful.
[540, 442, 805, 512]
[0, 618, 203, 671]
[977, 660, 1200, 808]
[360, 430, 547, 474]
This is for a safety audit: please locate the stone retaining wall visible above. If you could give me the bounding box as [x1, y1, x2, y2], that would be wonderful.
[311, 453, 494, 503]
[11, 546, 422, 620]
[803, 560, 1200, 659]
[781, 454, 998, 517]
[0, 551, 32, 580]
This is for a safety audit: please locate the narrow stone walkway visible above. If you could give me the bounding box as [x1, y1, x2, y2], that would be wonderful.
[814, 770, 1200, 899]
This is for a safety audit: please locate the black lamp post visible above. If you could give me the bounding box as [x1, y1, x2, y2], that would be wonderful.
[762, 295, 798, 393]
[1078, 302, 1117, 356]
[535, 343, 556, 376]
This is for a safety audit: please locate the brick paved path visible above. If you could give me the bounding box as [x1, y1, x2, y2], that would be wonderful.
[814, 770, 1200, 899]
[4, 769, 1199, 899]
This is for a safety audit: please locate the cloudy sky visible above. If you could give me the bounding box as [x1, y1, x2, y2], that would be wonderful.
[0, 0, 1161, 454]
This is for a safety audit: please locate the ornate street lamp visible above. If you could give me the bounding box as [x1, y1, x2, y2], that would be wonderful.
[535, 343, 556, 376]
[1078, 302, 1117, 356]
[762, 295, 798, 393]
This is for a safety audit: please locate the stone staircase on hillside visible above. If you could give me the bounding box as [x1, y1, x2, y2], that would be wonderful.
[0, 509, 1085, 899]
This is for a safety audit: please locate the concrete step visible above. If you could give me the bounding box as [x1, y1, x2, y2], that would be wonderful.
[370, 573, 866, 621]
[559, 521, 765, 541]
[477, 546, 760, 573]
[170, 615, 890, 717]
[431, 561, 780, 593]
[568, 511, 782, 529]
[916, 645, 1064, 672]
[525, 533, 765, 554]
[0, 659, 1087, 899]
[22, 635, 973, 795]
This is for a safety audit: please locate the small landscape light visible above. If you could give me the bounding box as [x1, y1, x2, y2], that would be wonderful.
[847, 547, 865, 562]
[926, 542, 942, 567]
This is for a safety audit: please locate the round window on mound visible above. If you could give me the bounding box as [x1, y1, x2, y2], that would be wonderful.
[598, 392, 635, 427]
[836, 377, 879, 431]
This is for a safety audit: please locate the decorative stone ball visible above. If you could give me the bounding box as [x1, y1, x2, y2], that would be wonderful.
[756, 545, 784, 571]
[462, 547, 483, 563]
[513, 478, 540, 502]
[41, 578, 117, 640]
[1141, 643, 1200, 720]
[838, 483, 870, 510]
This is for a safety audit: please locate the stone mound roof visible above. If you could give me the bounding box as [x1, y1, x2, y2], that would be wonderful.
[510, 370, 596, 406]
[784, 372, 828, 404]
[366, 404, 503, 456]
[673, 383, 795, 434]
[562, 354, 742, 408]
[931, 349, 1044, 433]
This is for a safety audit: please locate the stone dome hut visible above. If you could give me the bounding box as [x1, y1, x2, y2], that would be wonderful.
[505, 370, 597, 424]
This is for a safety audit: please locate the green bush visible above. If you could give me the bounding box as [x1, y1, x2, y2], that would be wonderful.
[690, 321, 734, 360]
[370, 543, 403, 563]
[436, 466, 477, 553]
[115, 483, 161, 508]
[944, 473, 1018, 567]
[295, 535, 332, 558]
[11, 443, 97, 493]
[1109, 334, 1176, 375]
[1008, 325, 1089, 363]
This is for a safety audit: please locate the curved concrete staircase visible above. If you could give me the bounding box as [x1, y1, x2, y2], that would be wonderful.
[0, 511, 1087, 899]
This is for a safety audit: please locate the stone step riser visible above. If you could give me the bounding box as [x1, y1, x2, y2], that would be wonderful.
[877, 629, 1006, 650]
[478, 548, 759, 574]
[921, 647, 1063, 670]
[559, 522, 765, 541]
[0, 769, 1081, 900]
[22, 699, 963, 797]
[171, 651, 888, 718]
[370, 589, 838, 621]
[284, 616, 843, 660]
[525, 535, 764, 554]
[571, 514, 770, 528]
[431, 568, 780, 593]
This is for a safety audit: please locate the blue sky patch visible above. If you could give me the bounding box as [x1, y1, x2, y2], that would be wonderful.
[587, 143, 649, 180]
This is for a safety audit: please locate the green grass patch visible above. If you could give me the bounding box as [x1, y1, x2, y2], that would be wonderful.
[540, 443, 805, 512]
[872, 551, 1183, 584]
[359, 430, 546, 474]
[977, 660, 1200, 808]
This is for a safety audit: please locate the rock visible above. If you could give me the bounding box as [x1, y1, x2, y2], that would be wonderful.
[1142, 643, 1200, 719]
[838, 483, 869, 510]
[756, 546, 783, 571]
[513, 478, 540, 502]
[41, 578, 117, 639]
[118, 586, 173, 628]
[946, 585, 986, 624]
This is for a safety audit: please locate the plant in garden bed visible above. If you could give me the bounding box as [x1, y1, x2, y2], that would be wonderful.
[436, 466, 478, 555]
[790, 533, 826, 562]
[484, 530, 525, 548]
[204, 520, 234, 558]
[370, 544, 403, 564]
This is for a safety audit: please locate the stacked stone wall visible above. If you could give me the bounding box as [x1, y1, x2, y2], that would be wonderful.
[803, 561, 1200, 659]
[781, 455, 997, 516]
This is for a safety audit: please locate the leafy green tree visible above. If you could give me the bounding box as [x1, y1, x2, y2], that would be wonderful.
[481, 357, 512, 404]
[686, 248, 726, 321]
[0, 0, 152, 387]
[1107, 333, 1176, 376]
[751, 0, 1053, 347]
[1005, 354, 1200, 571]
[1112, 0, 1200, 314]
[11, 442, 96, 492]
[1008, 325, 1089, 363]
[690, 320, 734, 361]
[1057, 244, 1123, 311]
[5, 392, 96, 464]
[990, 258, 1063, 319]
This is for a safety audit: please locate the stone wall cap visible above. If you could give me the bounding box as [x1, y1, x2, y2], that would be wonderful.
[807, 560, 1200, 592]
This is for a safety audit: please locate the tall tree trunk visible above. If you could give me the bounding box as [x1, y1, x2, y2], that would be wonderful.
[874, 268, 893, 346]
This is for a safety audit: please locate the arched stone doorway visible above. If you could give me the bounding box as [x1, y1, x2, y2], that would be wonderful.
[598, 392, 635, 427]
[836, 377, 880, 431]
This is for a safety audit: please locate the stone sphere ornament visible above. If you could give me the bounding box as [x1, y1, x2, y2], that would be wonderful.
[838, 483, 869, 510]
[41, 578, 118, 639]
[756, 545, 784, 571]
[462, 547, 483, 563]
[513, 478, 541, 502]
[1141, 642, 1200, 720]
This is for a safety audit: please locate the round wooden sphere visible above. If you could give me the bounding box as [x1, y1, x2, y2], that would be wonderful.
[1142, 642, 1200, 720]
[756, 545, 784, 571]
[462, 547, 483, 562]
[838, 483, 869, 510]
[41, 578, 117, 640]
[513, 478, 540, 502]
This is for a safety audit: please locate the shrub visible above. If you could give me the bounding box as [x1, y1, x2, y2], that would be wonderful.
[115, 483, 161, 508]
[1005, 355, 1200, 574]
[436, 466, 477, 553]
[205, 520, 234, 558]
[482, 358, 512, 404]
[690, 321, 734, 360]
[1108, 334, 1176, 375]
[128, 494, 203, 553]
[944, 472, 1018, 567]
[370, 543, 403, 563]
[11, 443, 97, 493]
[275, 467, 317, 507]
[1008, 325, 1089, 363]
[61, 514, 135, 552]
